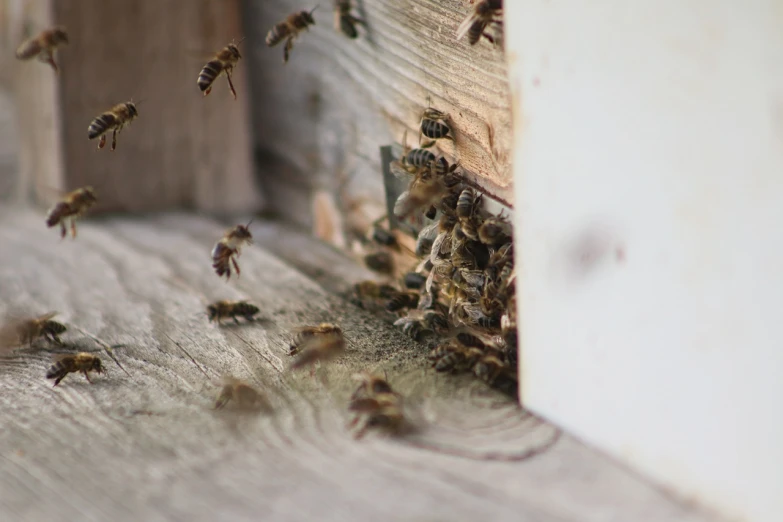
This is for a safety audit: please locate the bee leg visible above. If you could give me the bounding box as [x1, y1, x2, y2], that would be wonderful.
[111, 130, 118, 151]
[49, 333, 64, 345]
[83, 370, 92, 383]
[283, 37, 294, 63]
[232, 257, 241, 278]
[98, 134, 107, 149]
[233, 316, 241, 325]
[70, 220, 78, 238]
[53, 375, 65, 386]
[225, 71, 237, 100]
[59, 221, 67, 239]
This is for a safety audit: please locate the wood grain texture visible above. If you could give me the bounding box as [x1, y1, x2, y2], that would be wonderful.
[243, 0, 513, 232]
[14, 0, 262, 214]
[0, 209, 723, 522]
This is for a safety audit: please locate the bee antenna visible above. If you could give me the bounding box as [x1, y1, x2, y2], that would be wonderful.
[309, 5, 320, 15]
[245, 218, 254, 228]
[236, 36, 247, 45]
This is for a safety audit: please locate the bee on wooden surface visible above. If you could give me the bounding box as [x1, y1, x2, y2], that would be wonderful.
[473, 353, 517, 394]
[478, 215, 512, 246]
[419, 106, 454, 146]
[45, 186, 97, 239]
[214, 376, 271, 411]
[456, 187, 483, 240]
[0, 312, 67, 350]
[348, 390, 404, 439]
[350, 370, 395, 401]
[334, 0, 364, 39]
[363, 250, 394, 275]
[46, 352, 103, 386]
[456, 0, 503, 47]
[197, 38, 244, 100]
[393, 314, 434, 343]
[87, 101, 139, 151]
[211, 221, 253, 280]
[385, 290, 419, 312]
[428, 342, 483, 373]
[206, 300, 260, 325]
[265, 7, 318, 63]
[15, 26, 68, 73]
[353, 280, 398, 300]
[288, 323, 346, 370]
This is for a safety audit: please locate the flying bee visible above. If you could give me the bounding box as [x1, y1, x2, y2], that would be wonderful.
[45, 186, 97, 239]
[0, 312, 67, 350]
[15, 26, 68, 73]
[419, 105, 454, 145]
[46, 352, 103, 386]
[385, 290, 419, 312]
[288, 323, 346, 371]
[197, 38, 244, 100]
[211, 221, 253, 280]
[478, 216, 512, 246]
[265, 7, 318, 63]
[87, 101, 139, 151]
[456, 0, 503, 47]
[348, 391, 404, 439]
[334, 0, 364, 39]
[214, 376, 271, 411]
[206, 300, 260, 325]
[363, 251, 394, 275]
[350, 370, 395, 400]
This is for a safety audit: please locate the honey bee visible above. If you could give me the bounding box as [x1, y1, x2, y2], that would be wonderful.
[370, 224, 398, 249]
[206, 300, 260, 325]
[0, 312, 67, 350]
[15, 26, 68, 73]
[348, 388, 404, 439]
[265, 7, 318, 63]
[214, 376, 271, 411]
[393, 309, 446, 342]
[288, 323, 345, 370]
[402, 271, 427, 290]
[456, 187, 483, 240]
[478, 215, 512, 246]
[363, 251, 394, 274]
[456, 0, 503, 47]
[197, 38, 244, 100]
[45, 186, 97, 239]
[428, 342, 483, 373]
[211, 221, 253, 280]
[473, 353, 517, 394]
[415, 222, 439, 258]
[385, 290, 419, 312]
[353, 280, 397, 300]
[350, 370, 395, 400]
[87, 101, 139, 151]
[419, 105, 454, 145]
[334, 0, 364, 39]
[46, 352, 103, 386]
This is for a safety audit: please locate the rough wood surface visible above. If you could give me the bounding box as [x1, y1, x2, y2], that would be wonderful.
[243, 0, 513, 232]
[11, 0, 261, 214]
[0, 209, 722, 522]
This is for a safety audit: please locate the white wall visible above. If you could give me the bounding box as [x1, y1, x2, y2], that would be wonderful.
[506, 2, 783, 521]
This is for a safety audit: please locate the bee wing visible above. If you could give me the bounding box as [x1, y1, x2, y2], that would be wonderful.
[389, 161, 413, 182]
[0, 320, 25, 353]
[35, 311, 59, 322]
[455, 11, 479, 41]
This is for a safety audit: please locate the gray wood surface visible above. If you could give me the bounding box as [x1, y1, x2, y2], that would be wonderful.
[243, 0, 514, 234]
[0, 209, 722, 522]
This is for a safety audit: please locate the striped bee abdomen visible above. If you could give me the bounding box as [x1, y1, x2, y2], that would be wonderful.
[197, 59, 224, 92]
[88, 113, 117, 139]
[45, 202, 70, 227]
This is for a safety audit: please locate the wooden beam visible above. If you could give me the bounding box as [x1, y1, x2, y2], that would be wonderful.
[12, 0, 261, 214]
[0, 209, 723, 522]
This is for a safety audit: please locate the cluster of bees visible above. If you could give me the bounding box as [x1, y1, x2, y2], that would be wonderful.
[6, 0, 508, 439]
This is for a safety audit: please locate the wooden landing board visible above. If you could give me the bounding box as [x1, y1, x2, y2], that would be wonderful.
[0, 209, 721, 522]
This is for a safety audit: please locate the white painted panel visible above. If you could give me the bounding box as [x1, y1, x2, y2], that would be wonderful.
[506, 2, 783, 521]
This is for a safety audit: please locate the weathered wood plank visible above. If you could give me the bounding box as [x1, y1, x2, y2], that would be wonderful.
[243, 0, 513, 233]
[11, 0, 261, 214]
[0, 210, 722, 522]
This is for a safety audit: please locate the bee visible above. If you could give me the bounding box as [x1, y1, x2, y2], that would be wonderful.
[45, 186, 97, 239]
[478, 216, 512, 246]
[206, 300, 260, 325]
[473, 353, 517, 394]
[334, 0, 364, 39]
[385, 290, 419, 312]
[428, 342, 483, 373]
[415, 222, 439, 258]
[363, 251, 394, 274]
[350, 370, 395, 401]
[456, 0, 503, 47]
[15, 26, 68, 73]
[211, 221, 253, 280]
[214, 376, 271, 411]
[370, 225, 398, 249]
[87, 101, 139, 151]
[419, 106, 454, 145]
[353, 280, 397, 300]
[501, 293, 518, 363]
[456, 187, 482, 240]
[46, 352, 103, 386]
[197, 38, 244, 100]
[402, 271, 427, 290]
[393, 314, 434, 343]
[265, 7, 318, 63]
[348, 391, 404, 439]
[288, 323, 346, 370]
[0, 312, 67, 350]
